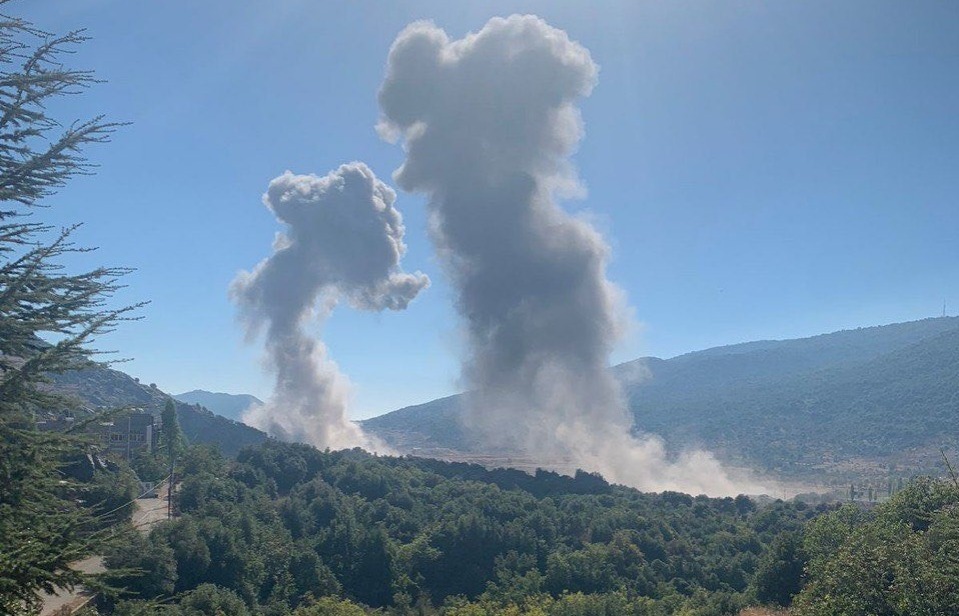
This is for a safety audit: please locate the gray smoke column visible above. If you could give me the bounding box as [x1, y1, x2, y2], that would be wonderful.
[379, 16, 764, 495]
[231, 162, 429, 451]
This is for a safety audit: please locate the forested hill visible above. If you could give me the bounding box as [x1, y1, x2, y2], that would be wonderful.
[107, 439, 823, 614]
[48, 367, 266, 457]
[363, 317, 959, 478]
[626, 320, 959, 476]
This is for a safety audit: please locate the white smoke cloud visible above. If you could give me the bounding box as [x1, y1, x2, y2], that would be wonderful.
[232, 162, 429, 451]
[379, 15, 765, 496]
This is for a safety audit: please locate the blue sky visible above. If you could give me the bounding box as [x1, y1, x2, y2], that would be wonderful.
[18, 1, 959, 418]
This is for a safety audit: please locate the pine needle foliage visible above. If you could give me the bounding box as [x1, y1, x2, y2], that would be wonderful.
[0, 4, 144, 613]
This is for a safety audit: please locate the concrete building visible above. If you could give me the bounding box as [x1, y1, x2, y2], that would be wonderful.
[38, 411, 158, 460]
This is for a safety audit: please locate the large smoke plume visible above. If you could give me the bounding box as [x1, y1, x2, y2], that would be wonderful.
[379, 15, 763, 495]
[232, 162, 428, 451]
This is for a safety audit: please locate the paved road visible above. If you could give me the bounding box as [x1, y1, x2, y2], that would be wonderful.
[39, 483, 170, 616]
[132, 483, 170, 531]
[37, 556, 105, 616]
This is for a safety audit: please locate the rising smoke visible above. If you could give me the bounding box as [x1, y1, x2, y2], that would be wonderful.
[379, 15, 764, 495]
[232, 162, 429, 451]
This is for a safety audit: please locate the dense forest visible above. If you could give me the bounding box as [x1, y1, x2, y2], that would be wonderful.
[90, 440, 959, 615]
[106, 440, 815, 615]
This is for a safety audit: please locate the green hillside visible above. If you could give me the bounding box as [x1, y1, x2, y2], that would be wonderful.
[361, 394, 470, 451]
[364, 317, 959, 479]
[48, 367, 267, 457]
[628, 324, 959, 476]
[105, 440, 821, 614]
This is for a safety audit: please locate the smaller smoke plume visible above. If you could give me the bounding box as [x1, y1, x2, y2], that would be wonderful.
[232, 162, 428, 451]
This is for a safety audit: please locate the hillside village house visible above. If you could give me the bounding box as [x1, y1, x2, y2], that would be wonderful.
[37, 411, 158, 460]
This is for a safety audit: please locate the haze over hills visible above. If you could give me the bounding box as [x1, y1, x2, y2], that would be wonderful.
[173, 390, 263, 422]
[363, 317, 959, 480]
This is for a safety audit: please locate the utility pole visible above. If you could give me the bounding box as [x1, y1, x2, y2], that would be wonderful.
[168, 451, 174, 520]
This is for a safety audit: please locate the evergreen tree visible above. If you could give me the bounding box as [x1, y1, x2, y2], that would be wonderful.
[162, 397, 182, 461]
[0, 5, 142, 612]
[751, 531, 806, 607]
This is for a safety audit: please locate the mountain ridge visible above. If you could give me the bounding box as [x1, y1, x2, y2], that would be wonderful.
[363, 316, 959, 479]
[173, 389, 263, 423]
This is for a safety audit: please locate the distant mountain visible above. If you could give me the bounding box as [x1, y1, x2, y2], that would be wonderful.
[174, 390, 263, 423]
[363, 317, 959, 479]
[49, 368, 267, 457]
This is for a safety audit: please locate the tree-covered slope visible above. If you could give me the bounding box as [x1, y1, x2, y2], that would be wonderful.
[48, 367, 267, 457]
[791, 477, 959, 614]
[364, 317, 959, 477]
[361, 394, 468, 451]
[629, 325, 959, 474]
[105, 440, 822, 615]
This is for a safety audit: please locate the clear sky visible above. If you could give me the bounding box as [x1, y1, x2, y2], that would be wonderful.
[17, 1, 959, 419]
